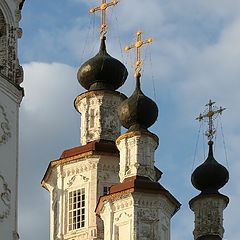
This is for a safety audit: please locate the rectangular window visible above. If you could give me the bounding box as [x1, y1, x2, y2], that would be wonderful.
[68, 189, 85, 231]
[103, 186, 110, 195]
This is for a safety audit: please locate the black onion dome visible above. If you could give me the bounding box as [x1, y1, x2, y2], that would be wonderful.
[191, 141, 229, 194]
[118, 74, 158, 131]
[77, 36, 128, 91]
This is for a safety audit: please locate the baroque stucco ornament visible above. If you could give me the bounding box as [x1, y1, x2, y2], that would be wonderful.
[0, 105, 11, 145]
[0, 174, 11, 221]
[0, 9, 23, 85]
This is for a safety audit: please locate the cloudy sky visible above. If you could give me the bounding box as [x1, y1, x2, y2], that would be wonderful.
[18, 1, 240, 239]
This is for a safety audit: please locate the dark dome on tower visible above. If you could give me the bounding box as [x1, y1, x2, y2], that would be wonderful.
[191, 141, 229, 194]
[77, 36, 128, 91]
[118, 74, 158, 132]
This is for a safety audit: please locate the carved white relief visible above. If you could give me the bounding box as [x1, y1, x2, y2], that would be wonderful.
[0, 10, 23, 85]
[192, 197, 226, 239]
[138, 209, 158, 222]
[76, 93, 123, 145]
[66, 174, 89, 188]
[0, 105, 11, 145]
[112, 197, 133, 212]
[63, 161, 99, 178]
[115, 212, 132, 222]
[67, 175, 77, 187]
[98, 172, 110, 181]
[100, 104, 119, 134]
[134, 195, 176, 217]
[98, 163, 119, 173]
[0, 174, 11, 221]
[137, 209, 159, 240]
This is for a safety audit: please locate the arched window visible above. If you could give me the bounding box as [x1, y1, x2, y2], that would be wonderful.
[0, 9, 7, 74]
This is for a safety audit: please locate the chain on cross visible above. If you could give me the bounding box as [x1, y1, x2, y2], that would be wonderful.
[196, 99, 226, 142]
[125, 31, 153, 77]
[89, 0, 119, 38]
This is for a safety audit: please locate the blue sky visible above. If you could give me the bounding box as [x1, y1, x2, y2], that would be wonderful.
[18, 1, 240, 239]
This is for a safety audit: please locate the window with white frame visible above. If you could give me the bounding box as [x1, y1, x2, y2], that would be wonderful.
[68, 188, 85, 231]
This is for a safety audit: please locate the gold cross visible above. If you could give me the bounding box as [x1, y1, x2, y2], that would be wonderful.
[196, 100, 226, 142]
[125, 31, 153, 77]
[89, 0, 119, 38]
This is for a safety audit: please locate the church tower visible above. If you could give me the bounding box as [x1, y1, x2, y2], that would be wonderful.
[96, 32, 180, 240]
[41, 1, 129, 240]
[190, 100, 229, 240]
[0, 0, 24, 240]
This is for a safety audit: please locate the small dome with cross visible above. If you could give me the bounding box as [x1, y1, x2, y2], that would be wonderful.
[77, 37, 128, 91]
[191, 141, 229, 194]
[118, 74, 158, 132]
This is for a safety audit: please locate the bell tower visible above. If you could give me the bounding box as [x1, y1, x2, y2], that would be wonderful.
[41, 1, 128, 240]
[0, 0, 24, 240]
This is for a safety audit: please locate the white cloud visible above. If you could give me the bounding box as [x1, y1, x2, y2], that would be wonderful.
[19, 62, 81, 239]
[18, 1, 240, 240]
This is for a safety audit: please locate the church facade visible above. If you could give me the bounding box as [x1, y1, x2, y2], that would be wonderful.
[0, 0, 24, 240]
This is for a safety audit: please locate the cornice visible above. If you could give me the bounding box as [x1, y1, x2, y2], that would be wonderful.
[96, 176, 181, 216]
[74, 89, 127, 113]
[116, 130, 159, 145]
[41, 140, 119, 190]
[189, 193, 229, 209]
[75, 89, 127, 102]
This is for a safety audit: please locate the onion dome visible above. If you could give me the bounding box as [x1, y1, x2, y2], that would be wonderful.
[77, 36, 128, 91]
[118, 74, 158, 132]
[191, 141, 229, 194]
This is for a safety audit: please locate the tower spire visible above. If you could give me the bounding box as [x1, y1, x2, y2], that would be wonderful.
[190, 100, 229, 240]
[125, 31, 153, 77]
[196, 99, 226, 142]
[89, 0, 119, 38]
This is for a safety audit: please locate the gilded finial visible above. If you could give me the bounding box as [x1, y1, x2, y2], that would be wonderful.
[89, 0, 119, 38]
[125, 31, 153, 77]
[196, 100, 226, 142]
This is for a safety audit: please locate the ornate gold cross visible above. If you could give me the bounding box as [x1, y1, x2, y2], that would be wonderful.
[125, 31, 153, 77]
[196, 100, 226, 142]
[89, 0, 119, 38]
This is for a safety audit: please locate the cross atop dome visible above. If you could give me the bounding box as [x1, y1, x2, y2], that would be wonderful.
[196, 99, 226, 142]
[89, 0, 119, 38]
[125, 31, 153, 77]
